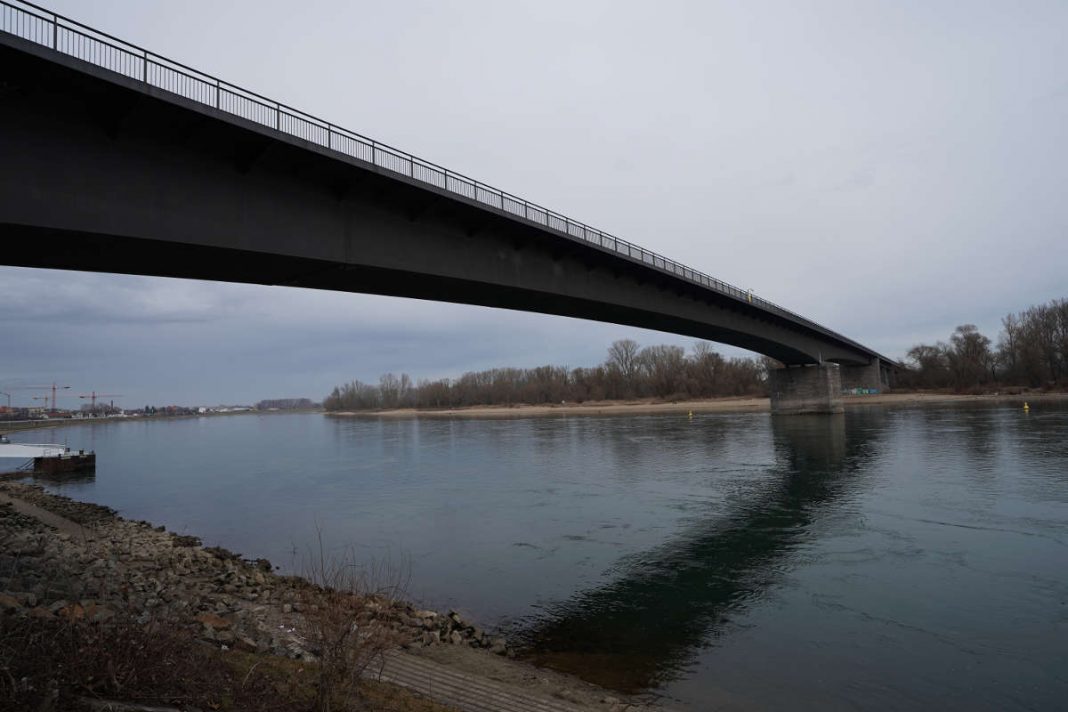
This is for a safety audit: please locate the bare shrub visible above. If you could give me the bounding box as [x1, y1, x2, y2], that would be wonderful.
[0, 612, 290, 711]
[298, 533, 410, 712]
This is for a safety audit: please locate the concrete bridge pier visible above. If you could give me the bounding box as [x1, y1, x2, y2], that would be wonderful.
[840, 360, 891, 393]
[769, 364, 844, 415]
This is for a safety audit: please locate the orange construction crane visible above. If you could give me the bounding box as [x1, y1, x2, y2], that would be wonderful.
[8, 383, 71, 410]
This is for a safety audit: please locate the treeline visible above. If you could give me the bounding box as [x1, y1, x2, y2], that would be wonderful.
[902, 298, 1068, 390]
[324, 339, 769, 411]
[255, 398, 319, 410]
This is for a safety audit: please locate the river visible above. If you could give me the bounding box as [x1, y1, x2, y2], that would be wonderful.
[4, 403, 1066, 710]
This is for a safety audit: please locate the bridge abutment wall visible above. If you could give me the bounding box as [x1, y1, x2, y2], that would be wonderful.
[840, 361, 890, 393]
[769, 364, 844, 415]
[833, 362, 892, 394]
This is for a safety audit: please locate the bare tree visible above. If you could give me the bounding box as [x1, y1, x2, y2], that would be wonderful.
[905, 344, 950, 388]
[689, 341, 724, 397]
[606, 339, 641, 397]
[638, 344, 686, 398]
[378, 373, 401, 409]
[997, 313, 1022, 381]
[948, 324, 992, 387]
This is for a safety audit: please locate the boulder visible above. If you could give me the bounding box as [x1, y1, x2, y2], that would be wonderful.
[172, 534, 201, 548]
[195, 612, 232, 630]
[234, 635, 260, 653]
[9, 542, 44, 557]
[15, 591, 38, 607]
[90, 606, 115, 623]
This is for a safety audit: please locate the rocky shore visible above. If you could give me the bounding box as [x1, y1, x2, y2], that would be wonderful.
[0, 481, 507, 654]
[0, 481, 654, 711]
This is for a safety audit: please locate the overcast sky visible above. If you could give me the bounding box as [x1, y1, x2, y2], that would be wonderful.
[3, 0, 1067, 406]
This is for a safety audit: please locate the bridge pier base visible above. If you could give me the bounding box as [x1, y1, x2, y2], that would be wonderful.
[769, 364, 844, 415]
[840, 360, 890, 394]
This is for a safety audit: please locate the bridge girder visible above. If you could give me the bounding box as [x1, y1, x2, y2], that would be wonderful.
[0, 36, 886, 369]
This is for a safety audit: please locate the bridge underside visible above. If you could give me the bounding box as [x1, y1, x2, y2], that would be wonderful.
[0, 36, 888, 397]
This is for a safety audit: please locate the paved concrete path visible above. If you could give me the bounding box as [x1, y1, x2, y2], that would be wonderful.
[374, 650, 596, 712]
[0, 490, 90, 538]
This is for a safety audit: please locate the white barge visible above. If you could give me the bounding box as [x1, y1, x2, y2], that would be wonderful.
[0, 435, 95, 473]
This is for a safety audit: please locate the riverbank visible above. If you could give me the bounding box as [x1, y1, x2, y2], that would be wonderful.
[327, 391, 1068, 420]
[0, 408, 324, 433]
[0, 481, 655, 711]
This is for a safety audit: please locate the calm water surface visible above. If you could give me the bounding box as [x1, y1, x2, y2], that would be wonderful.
[5, 404, 1067, 710]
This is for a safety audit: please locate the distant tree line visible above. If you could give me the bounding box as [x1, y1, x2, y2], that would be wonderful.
[324, 339, 770, 411]
[255, 398, 319, 411]
[901, 297, 1068, 390]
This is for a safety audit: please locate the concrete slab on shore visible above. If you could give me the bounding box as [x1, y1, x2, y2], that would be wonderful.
[0, 490, 88, 538]
[376, 651, 602, 712]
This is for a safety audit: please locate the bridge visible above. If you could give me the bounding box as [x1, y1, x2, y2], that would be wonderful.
[0, 1, 896, 414]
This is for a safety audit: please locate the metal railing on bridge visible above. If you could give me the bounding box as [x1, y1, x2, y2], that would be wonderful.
[0, 0, 860, 349]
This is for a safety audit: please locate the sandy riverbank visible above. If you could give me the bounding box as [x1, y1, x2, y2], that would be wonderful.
[327, 391, 1068, 420]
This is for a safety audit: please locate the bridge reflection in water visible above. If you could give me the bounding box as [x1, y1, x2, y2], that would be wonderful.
[514, 412, 884, 694]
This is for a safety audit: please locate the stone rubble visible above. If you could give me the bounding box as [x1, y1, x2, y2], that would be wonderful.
[0, 482, 515, 663]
